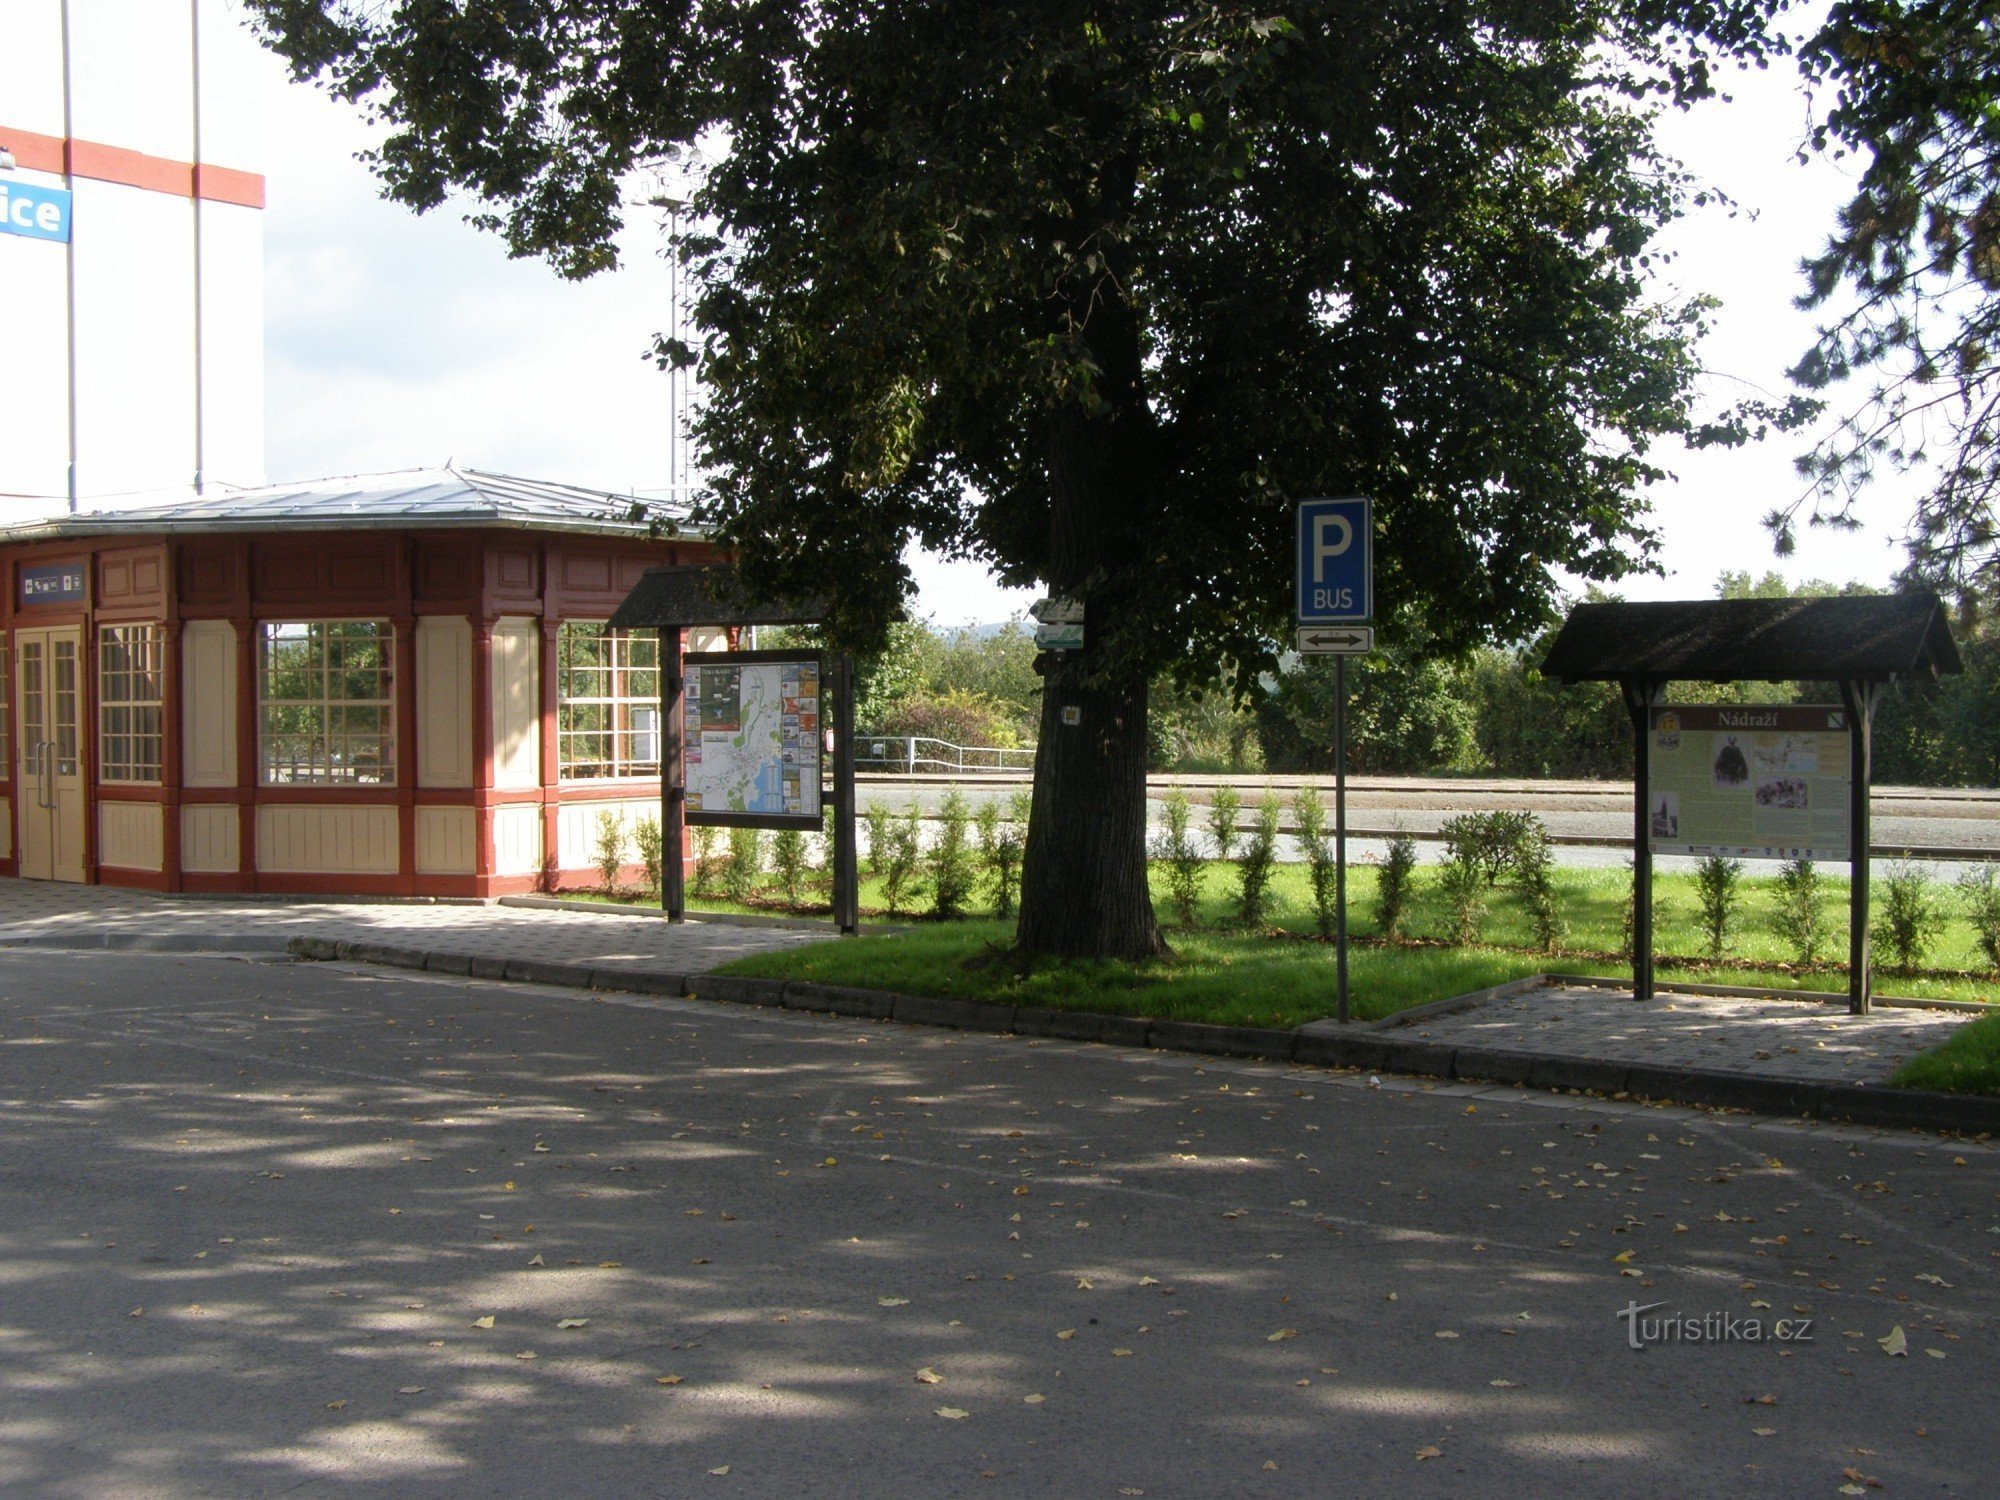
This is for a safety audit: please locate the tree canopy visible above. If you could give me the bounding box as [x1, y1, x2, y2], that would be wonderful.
[1762, 0, 2000, 606]
[249, 0, 1781, 955]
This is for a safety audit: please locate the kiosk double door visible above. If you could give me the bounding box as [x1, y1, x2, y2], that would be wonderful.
[15, 626, 85, 882]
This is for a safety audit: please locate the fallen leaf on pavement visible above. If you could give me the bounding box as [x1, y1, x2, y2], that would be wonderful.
[709, 1466, 730, 1476]
[935, 1407, 969, 1420]
[558, 1318, 590, 1329]
[1879, 1326, 1908, 1357]
[473, 1316, 495, 1329]
[657, 1375, 684, 1386]
[1268, 1329, 1298, 1342]
[916, 1368, 943, 1384]
[1024, 1394, 1045, 1405]
[879, 1297, 910, 1308]
[1415, 1445, 1442, 1461]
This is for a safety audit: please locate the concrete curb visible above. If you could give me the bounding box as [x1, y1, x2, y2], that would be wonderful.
[0, 932, 294, 954]
[281, 939, 2000, 1137]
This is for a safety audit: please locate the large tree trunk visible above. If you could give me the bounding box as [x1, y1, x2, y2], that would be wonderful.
[1013, 388, 1168, 960]
[1015, 649, 1164, 959]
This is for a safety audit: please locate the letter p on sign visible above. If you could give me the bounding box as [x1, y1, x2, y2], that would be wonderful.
[1295, 496, 1372, 624]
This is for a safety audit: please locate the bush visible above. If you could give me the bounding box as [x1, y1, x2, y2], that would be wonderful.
[772, 828, 809, 907]
[1374, 831, 1417, 940]
[881, 805, 923, 914]
[634, 815, 665, 897]
[1773, 857, 1829, 967]
[1154, 788, 1205, 927]
[1959, 863, 2000, 970]
[1437, 844, 1486, 946]
[1875, 858, 1945, 972]
[1694, 854, 1743, 960]
[1207, 785, 1241, 865]
[723, 826, 763, 903]
[690, 823, 720, 896]
[873, 688, 1017, 752]
[1438, 810, 1540, 885]
[1234, 790, 1282, 927]
[979, 792, 1028, 921]
[929, 791, 976, 919]
[864, 802, 891, 876]
[1293, 787, 1339, 940]
[1509, 821, 1564, 953]
[592, 809, 627, 892]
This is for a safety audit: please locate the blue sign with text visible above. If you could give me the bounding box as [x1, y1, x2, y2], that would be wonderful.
[20, 563, 85, 607]
[1295, 496, 1372, 623]
[0, 180, 72, 243]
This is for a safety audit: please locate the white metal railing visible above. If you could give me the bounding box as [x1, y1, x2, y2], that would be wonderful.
[857, 735, 1035, 775]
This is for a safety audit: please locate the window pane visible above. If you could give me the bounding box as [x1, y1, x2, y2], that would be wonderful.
[258, 621, 396, 786]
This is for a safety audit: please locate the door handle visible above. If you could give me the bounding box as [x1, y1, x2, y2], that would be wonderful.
[35, 739, 55, 811]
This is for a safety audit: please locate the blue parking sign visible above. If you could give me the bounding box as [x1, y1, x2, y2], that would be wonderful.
[1296, 497, 1371, 623]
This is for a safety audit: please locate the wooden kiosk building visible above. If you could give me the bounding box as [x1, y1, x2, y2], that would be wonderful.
[0, 468, 723, 896]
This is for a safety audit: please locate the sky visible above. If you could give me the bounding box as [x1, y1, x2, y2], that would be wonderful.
[240, 7, 1915, 629]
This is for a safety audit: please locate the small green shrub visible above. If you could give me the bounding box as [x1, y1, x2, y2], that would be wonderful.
[772, 829, 809, 907]
[634, 815, 665, 897]
[929, 791, 976, 919]
[881, 805, 923, 914]
[1439, 810, 1540, 886]
[1875, 858, 1945, 972]
[864, 802, 891, 877]
[979, 792, 1028, 921]
[1959, 863, 2000, 971]
[1437, 845, 1486, 946]
[1694, 854, 1743, 960]
[1293, 786, 1339, 940]
[690, 823, 720, 896]
[1234, 790, 1281, 927]
[1509, 822, 1564, 953]
[1374, 831, 1417, 940]
[1155, 788, 1205, 928]
[1773, 857, 1828, 967]
[723, 826, 763, 903]
[592, 809, 627, 892]
[1207, 786, 1241, 865]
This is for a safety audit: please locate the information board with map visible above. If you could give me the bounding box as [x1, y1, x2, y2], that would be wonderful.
[1647, 704, 1851, 860]
[682, 652, 823, 828]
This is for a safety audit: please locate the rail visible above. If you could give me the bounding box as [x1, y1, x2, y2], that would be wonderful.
[856, 735, 1035, 775]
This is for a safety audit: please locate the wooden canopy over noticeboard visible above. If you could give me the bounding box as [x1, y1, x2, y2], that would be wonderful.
[608, 564, 858, 934]
[1540, 594, 1961, 685]
[1540, 593, 1962, 1015]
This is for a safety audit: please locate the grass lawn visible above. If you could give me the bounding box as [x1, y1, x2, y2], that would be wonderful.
[1888, 1012, 2000, 1095]
[680, 859, 2000, 1026]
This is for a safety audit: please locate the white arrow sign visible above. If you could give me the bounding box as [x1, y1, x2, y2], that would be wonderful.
[1295, 626, 1374, 655]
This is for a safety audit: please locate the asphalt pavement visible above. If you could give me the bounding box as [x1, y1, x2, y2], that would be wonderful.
[0, 950, 1993, 1498]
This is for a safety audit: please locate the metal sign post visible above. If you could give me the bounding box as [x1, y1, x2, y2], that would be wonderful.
[1296, 497, 1373, 1024]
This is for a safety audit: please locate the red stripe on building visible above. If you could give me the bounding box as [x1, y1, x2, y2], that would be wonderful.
[1, 125, 264, 208]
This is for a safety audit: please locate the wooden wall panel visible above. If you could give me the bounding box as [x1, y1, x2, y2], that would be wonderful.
[416, 616, 474, 788]
[99, 803, 165, 872]
[490, 617, 541, 790]
[180, 805, 240, 872]
[0, 797, 11, 859]
[180, 620, 237, 787]
[490, 804, 543, 876]
[256, 806, 399, 874]
[555, 798, 661, 871]
[415, 806, 477, 874]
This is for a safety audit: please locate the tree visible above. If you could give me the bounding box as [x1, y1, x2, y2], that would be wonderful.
[1767, 1, 2000, 605]
[250, 0, 1775, 958]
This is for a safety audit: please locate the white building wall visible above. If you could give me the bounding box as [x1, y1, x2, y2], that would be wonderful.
[0, 0, 264, 512]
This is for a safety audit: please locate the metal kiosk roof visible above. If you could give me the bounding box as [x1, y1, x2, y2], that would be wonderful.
[609, 565, 857, 935]
[1540, 592, 1962, 1017]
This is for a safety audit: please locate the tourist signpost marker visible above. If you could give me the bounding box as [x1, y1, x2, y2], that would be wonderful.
[1296, 497, 1373, 1022]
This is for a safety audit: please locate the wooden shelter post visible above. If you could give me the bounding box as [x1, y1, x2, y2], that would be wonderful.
[1620, 677, 1662, 1002]
[832, 653, 859, 934]
[661, 625, 687, 921]
[1839, 679, 1880, 1016]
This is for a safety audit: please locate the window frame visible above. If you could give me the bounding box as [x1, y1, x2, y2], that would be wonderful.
[257, 619, 398, 788]
[556, 621, 662, 782]
[97, 623, 165, 785]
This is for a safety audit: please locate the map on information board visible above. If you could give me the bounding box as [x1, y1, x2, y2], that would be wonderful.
[682, 653, 822, 827]
[1647, 704, 1850, 860]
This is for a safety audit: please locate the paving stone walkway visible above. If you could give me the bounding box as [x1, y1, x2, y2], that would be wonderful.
[0, 882, 820, 974]
[1394, 982, 1972, 1087]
